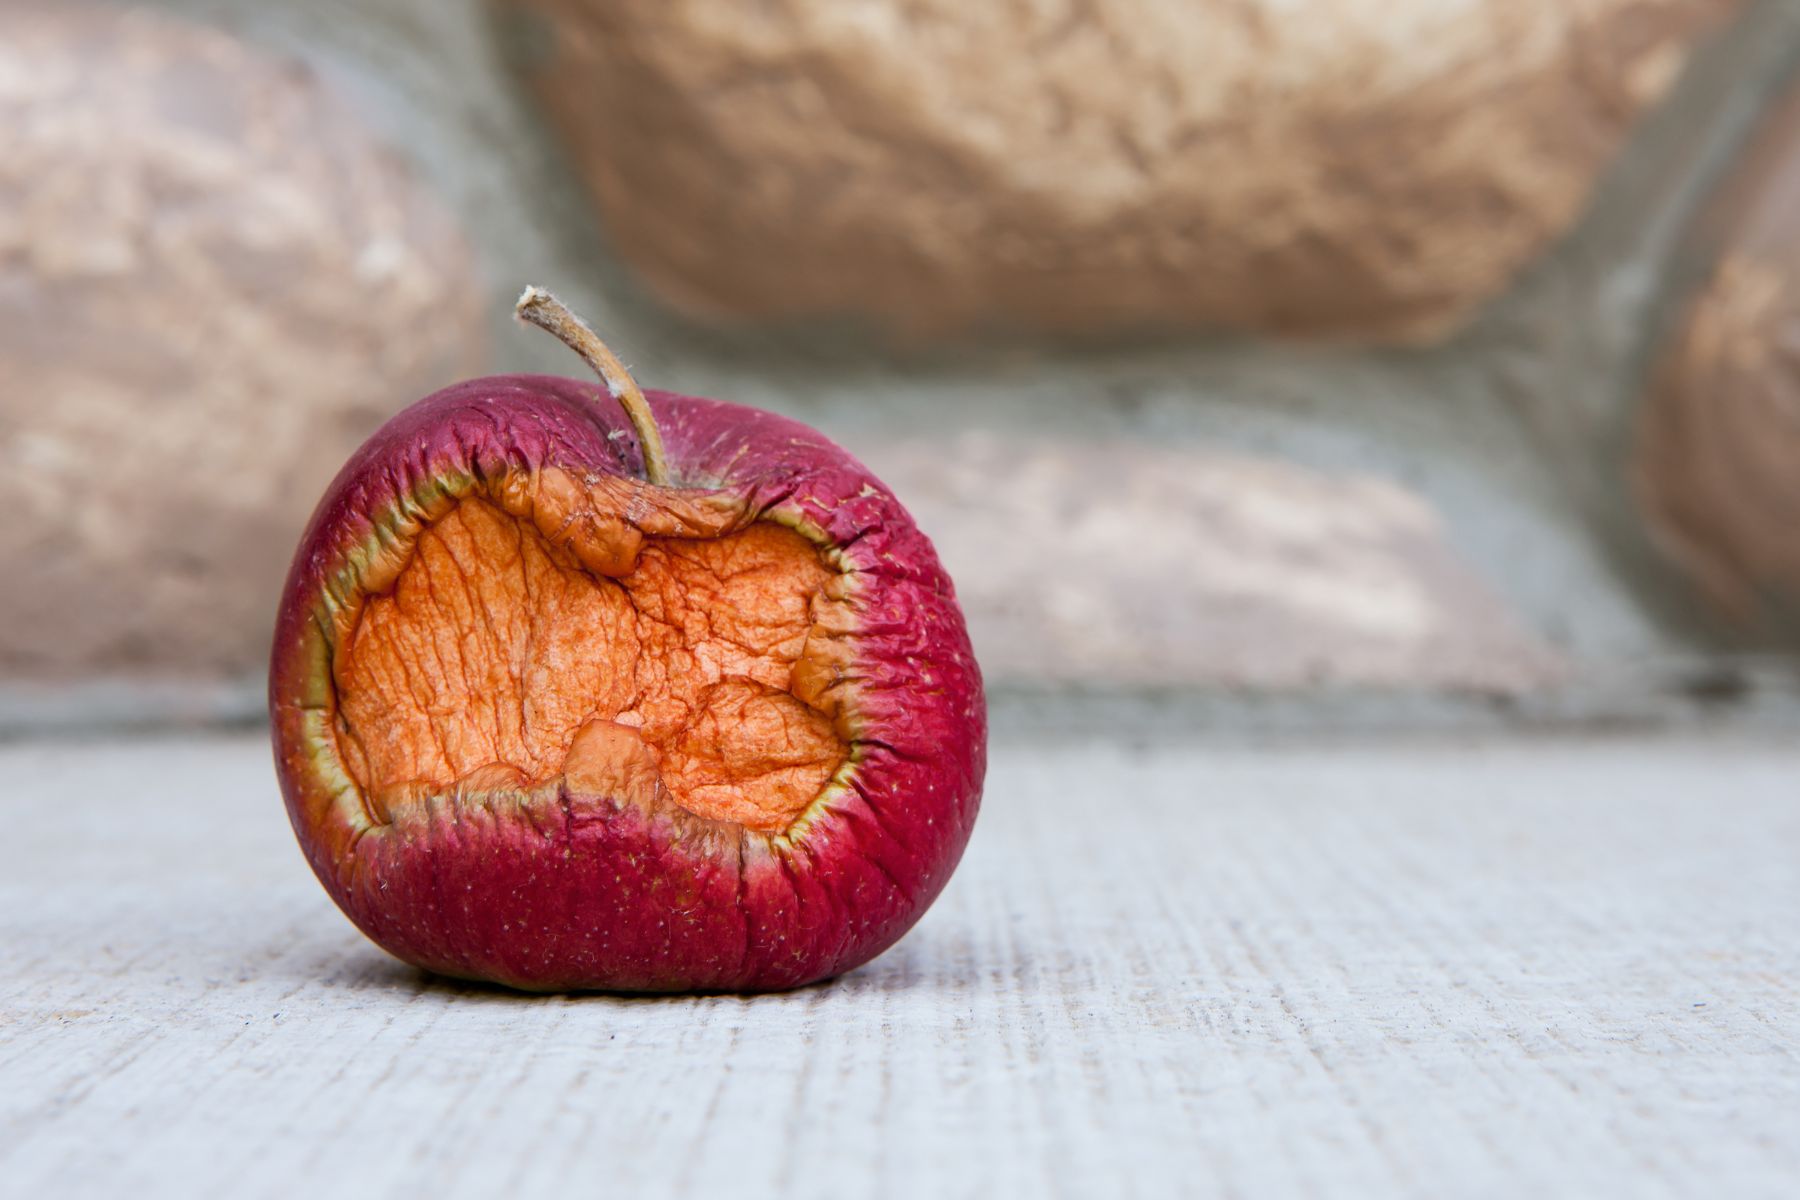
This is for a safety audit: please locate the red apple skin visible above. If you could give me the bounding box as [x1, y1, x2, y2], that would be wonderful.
[270, 375, 985, 992]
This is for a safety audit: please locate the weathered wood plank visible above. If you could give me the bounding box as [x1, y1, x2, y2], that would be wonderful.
[2, 733, 1797, 1198]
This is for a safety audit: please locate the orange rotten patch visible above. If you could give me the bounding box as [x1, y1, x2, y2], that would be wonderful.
[330, 484, 850, 833]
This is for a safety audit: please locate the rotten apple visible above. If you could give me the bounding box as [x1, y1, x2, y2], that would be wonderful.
[269, 288, 985, 992]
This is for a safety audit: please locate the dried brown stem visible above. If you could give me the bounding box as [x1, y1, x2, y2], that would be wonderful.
[515, 286, 670, 487]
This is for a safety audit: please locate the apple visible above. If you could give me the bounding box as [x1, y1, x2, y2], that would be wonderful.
[269, 288, 985, 992]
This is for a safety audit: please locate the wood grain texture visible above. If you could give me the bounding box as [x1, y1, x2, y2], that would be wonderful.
[3, 733, 1797, 1198]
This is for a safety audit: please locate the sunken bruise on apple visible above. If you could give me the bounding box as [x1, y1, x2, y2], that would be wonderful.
[269, 289, 985, 992]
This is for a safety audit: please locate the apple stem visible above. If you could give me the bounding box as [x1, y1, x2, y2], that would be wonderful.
[514, 286, 671, 487]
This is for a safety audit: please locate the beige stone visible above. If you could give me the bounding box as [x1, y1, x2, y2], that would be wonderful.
[861, 435, 1561, 691]
[1636, 76, 1800, 627]
[502, 0, 1735, 344]
[0, 4, 486, 680]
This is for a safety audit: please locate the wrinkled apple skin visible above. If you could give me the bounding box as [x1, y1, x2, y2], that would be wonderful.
[270, 376, 985, 991]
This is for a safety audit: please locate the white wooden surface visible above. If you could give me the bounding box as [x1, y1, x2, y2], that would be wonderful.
[3, 731, 1798, 1198]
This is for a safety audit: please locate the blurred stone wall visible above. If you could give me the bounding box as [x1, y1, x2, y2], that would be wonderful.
[8, 0, 1800, 733]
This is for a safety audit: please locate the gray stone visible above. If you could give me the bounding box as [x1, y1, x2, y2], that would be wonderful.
[866, 435, 1562, 691]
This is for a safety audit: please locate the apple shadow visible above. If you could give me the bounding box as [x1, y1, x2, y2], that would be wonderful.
[321, 945, 856, 1005]
[298, 919, 986, 1005]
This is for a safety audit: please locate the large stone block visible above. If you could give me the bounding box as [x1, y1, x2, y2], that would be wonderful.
[0, 4, 486, 680]
[1636, 72, 1800, 629]
[502, 0, 1735, 343]
[862, 435, 1561, 692]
